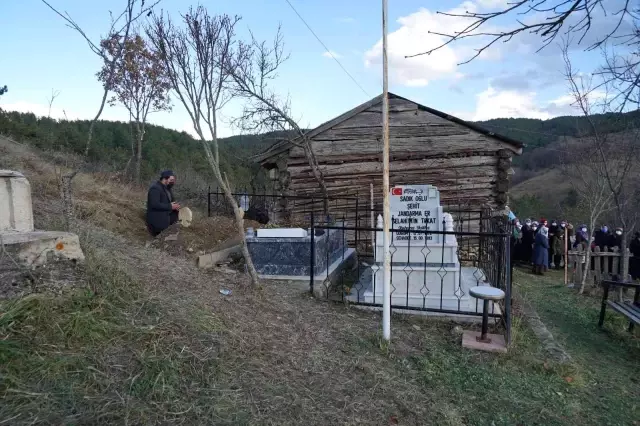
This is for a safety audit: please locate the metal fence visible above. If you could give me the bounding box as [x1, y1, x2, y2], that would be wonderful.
[309, 211, 513, 343]
[206, 187, 358, 227]
[206, 189, 512, 342]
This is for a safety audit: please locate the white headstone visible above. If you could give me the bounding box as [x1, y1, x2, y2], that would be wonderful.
[239, 193, 250, 211]
[0, 170, 34, 232]
[389, 184, 443, 245]
[256, 228, 308, 238]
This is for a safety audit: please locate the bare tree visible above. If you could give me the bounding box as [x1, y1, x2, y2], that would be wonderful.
[41, 0, 160, 231]
[147, 7, 260, 286]
[229, 30, 331, 215]
[596, 22, 640, 112]
[98, 33, 172, 183]
[407, 1, 638, 63]
[561, 45, 639, 292]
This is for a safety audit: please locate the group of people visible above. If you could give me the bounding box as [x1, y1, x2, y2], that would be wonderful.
[510, 217, 638, 277]
[511, 218, 571, 275]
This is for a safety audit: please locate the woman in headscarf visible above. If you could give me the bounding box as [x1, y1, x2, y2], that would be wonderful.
[533, 224, 549, 275]
[522, 220, 536, 265]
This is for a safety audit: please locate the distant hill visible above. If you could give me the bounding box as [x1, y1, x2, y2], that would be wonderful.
[1, 106, 638, 216]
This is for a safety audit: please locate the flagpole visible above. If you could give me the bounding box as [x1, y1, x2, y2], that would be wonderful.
[381, 0, 391, 342]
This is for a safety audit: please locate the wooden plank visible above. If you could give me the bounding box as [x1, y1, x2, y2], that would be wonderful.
[366, 97, 418, 112]
[334, 110, 457, 129]
[287, 150, 500, 164]
[288, 156, 499, 176]
[607, 301, 640, 324]
[290, 135, 507, 158]
[316, 126, 471, 139]
[291, 180, 497, 192]
[292, 171, 498, 185]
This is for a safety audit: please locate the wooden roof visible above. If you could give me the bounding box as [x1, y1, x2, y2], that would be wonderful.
[252, 92, 524, 165]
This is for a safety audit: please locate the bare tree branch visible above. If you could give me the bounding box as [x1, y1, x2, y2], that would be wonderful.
[407, 0, 638, 64]
[228, 29, 331, 215]
[560, 40, 639, 291]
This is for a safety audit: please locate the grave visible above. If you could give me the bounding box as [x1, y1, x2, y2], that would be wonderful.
[0, 170, 85, 299]
[350, 184, 498, 317]
[246, 222, 355, 296]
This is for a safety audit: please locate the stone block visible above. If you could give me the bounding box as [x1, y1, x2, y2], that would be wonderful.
[1, 231, 86, 299]
[1, 231, 85, 266]
[198, 244, 242, 269]
[462, 330, 507, 353]
[0, 170, 34, 232]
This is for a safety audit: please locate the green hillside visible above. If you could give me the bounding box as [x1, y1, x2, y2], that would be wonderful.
[0, 109, 274, 189]
[1, 107, 637, 207]
[476, 109, 640, 150]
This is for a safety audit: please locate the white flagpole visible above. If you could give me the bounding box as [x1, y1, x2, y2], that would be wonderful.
[381, 0, 391, 341]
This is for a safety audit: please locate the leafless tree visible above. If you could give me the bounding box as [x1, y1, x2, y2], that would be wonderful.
[596, 21, 640, 112]
[407, 1, 637, 63]
[41, 0, 160, 231]
[229, 30, 331, 215]
[561, 44, 639, 292]
[147, 7, 260, 286]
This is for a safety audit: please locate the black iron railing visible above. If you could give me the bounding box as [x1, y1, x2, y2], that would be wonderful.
[309, 211, 513, 343]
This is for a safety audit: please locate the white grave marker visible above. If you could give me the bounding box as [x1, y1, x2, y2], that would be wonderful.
[390, 184, 443, 245]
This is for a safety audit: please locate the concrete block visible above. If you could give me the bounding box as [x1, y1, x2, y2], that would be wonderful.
[198, 243, 242, 269]
[1, 231, 85, 266]
[0, 170, 34, 232]
[462, 330, 507, 354]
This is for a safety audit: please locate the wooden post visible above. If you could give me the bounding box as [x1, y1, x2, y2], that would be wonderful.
[576, 246, 584, 287]
[381, 0, 391, 342]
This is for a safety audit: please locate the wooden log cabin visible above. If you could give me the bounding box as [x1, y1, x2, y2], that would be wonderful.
[252, 93, 523, 236]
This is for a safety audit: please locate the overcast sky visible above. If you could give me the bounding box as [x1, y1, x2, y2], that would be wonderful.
[1, 0, 633, 138]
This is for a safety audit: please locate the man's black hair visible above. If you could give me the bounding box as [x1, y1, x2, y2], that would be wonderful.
[160, 170, 174, 179]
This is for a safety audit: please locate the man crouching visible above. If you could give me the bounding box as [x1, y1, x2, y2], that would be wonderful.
[146, 170, 180, 237]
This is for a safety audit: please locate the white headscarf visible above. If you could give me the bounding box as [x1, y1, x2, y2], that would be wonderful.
[540, 227, 549, 238]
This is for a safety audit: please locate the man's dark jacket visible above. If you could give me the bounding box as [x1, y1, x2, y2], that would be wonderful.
[146, 181, 176, 233]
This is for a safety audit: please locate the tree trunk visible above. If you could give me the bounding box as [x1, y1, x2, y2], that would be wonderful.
[301, 138, 329, 217]
[579, 243, 591, 294]
[199, 139, 259, 286]
[135, 122, 144, 184]
[60, 171, 78, 232]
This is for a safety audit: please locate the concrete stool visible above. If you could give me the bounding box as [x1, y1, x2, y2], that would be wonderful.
[462, 286, 507, 353]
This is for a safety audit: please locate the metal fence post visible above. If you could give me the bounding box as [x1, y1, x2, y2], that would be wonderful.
[309, 210, 315, 296]
[207, 185, 211, 217]
[355, 197, 359, 251]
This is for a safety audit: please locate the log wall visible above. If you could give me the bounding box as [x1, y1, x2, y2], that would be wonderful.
[268, 97, 516, 239]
